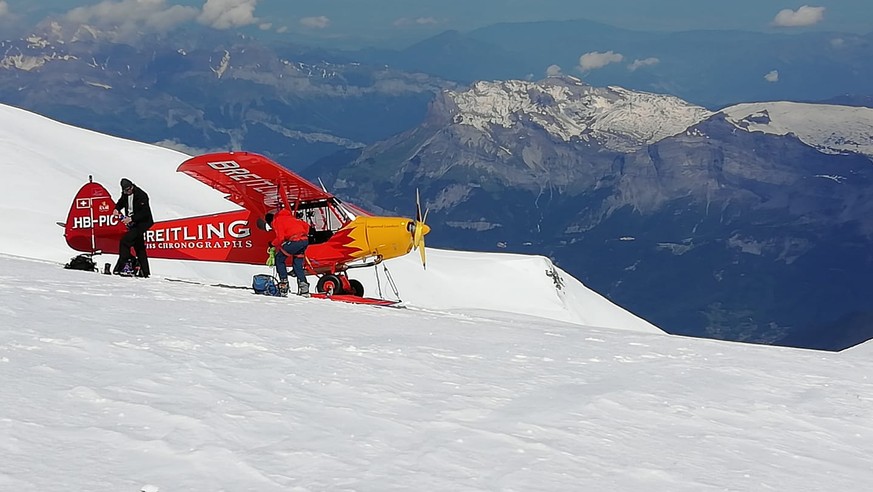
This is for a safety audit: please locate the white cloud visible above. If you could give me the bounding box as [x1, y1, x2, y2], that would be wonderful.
[258, 22, 271, 31]
[578, 51, 624, 72]
[0, 1, 9, 18]
[300, 16, 330, 29]
[628, 57, 660, 72]
[198, 0, 259, 30]
[830, 38, 845, 48]
[772, 5, 825, 27]
[61, 0, 262, 34]
[393, 17, 439, 27]
[546, 64, 562, 77]
[64, 0, 198, 35]
[764, 70, 780, 83]
[147, 4, 201, 31]
[65, 0, 197, 26]
[276, 25, 288, 33]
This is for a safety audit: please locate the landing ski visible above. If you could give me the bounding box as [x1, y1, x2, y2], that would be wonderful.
[309, 293, 402, 308]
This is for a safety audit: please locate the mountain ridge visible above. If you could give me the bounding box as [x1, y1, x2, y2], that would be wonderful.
[307, 76, 873, 349]
[0, 28, 450, 170]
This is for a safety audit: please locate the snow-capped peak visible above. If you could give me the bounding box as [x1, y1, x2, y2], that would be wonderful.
[723, 102, 873, 159]
[447, 77, 713, 152]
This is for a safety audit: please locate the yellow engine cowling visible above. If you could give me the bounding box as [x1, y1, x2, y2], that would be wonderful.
[355, 216, 416, 260]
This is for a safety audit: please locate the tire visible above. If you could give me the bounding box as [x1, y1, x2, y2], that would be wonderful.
[317, 274, 342, 295]
[348, 279, 364, 297]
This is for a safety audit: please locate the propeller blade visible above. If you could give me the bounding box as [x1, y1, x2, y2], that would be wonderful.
[413, 218, 425, 250]
[412, 189, 429, 269]
[419, 236, 427, 270]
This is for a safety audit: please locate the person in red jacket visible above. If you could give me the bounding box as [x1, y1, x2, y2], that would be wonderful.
[268, 207, 311, 296]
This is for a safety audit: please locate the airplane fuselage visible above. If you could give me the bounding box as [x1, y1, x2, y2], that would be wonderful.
[64, 181, 422, 275]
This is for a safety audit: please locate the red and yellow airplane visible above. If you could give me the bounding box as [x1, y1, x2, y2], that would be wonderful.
[63, 151, 429, 297]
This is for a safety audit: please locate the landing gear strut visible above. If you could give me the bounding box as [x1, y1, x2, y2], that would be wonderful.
[316, 273, 364, 297]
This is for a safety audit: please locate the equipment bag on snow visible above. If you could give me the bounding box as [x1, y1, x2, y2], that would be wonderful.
[119, 257, 141, 277]
[64, 254, 97, 272]
[252, 274, 281, 296]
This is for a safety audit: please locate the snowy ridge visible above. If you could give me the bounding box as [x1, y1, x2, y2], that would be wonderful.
[723, 102, 873, 159]
[448, 79, 872, 161]
[0, 101, 659, 334]
[448, 77, 713, 151]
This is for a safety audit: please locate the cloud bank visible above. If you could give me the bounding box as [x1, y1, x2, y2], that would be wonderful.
[64, 0, 197, 34]
[300, 16, 330, 29]
[62, 0, 260, 36]
[0, 1, 9, 18]
[772, 5, 825, 27]
[578, 51, 624, 72]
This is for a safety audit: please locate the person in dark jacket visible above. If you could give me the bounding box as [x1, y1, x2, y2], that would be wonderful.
[112, 178, 154, 277]
[267, 207, 310, 296]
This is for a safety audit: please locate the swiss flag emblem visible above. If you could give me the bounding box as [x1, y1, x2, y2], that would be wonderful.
[76, 198, 91, 209]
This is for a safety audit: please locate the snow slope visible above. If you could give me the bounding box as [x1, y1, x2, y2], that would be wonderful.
[1, 254, 873, 491]
[723, 102, 873, 159]
[0, 102, 659, 333]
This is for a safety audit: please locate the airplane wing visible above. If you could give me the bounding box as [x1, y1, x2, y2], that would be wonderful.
[177, 152, 333, 216]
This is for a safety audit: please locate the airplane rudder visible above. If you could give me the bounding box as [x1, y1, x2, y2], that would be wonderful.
[64, 180, 120, 250]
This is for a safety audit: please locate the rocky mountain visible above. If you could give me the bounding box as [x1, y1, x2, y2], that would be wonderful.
[0, 24, 451, 170]
[308, 76, 873, 350]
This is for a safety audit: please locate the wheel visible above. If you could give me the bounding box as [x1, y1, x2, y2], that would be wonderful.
[348, 279, 364, 297]
[317, 274, 342, 296]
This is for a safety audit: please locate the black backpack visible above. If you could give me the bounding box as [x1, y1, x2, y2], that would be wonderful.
[64, 254, 97, 272]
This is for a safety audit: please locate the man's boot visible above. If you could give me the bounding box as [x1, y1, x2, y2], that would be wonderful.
[297, 280, 310, 297]
[277, 280, 289, 296]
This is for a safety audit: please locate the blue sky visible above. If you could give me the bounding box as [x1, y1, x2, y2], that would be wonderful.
[1, 0, 870, 47]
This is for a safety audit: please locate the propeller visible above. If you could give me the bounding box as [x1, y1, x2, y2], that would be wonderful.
[411, 189, 430, 269]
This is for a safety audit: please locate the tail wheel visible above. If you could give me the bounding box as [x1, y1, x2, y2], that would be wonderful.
[317, 274, 343, 296]
[349, 279, 364, 297]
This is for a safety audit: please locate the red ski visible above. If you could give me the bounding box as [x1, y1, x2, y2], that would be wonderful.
[309, 293, 401, 308]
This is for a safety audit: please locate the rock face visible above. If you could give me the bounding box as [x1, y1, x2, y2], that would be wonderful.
[311, 76, 873, 350]
[0, 26, 451, 169]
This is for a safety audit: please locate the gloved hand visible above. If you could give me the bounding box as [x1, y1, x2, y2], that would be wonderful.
[266, 246, 276, 267]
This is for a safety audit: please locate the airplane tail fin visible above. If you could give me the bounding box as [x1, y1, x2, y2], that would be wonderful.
[63, 178, 125, 255]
